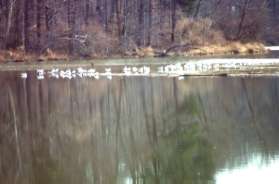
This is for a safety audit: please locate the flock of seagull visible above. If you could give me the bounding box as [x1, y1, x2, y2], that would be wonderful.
[20, 66, 151, 80]
[20, 59, 276, 80]
[19, 62, 219, 80]
[19, 64, 187, 80]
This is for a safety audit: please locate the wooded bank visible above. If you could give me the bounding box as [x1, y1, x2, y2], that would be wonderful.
[0, 0, 278, 60]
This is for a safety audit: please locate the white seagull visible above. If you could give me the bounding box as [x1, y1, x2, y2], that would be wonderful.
[21, 72, 28, 79]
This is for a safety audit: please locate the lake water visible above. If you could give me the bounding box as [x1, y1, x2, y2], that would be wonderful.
[1, 68, 279, 184]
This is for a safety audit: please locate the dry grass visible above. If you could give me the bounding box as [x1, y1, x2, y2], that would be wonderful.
[38, 48, 68, 61]
[124, 46, 156, 57]
[126, 42, 267, 58]
[186, 42, 267, 56]
[135, 47, 155, 57]
[124, 42, 267, 58]
[0, 53, 5, 63]
[0, 48, 68, 63]
[0, 42, 267, 62]
[0, 50, 36, 62]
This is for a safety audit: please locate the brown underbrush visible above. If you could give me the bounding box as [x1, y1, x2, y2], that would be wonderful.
[185, 42, 267, 56]
[0, 49, 69, 63]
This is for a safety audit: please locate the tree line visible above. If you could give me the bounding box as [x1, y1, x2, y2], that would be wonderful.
[0, 0, 278, 56]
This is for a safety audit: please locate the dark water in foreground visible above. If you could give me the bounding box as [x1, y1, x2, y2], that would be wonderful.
[1, 73, 279, 184]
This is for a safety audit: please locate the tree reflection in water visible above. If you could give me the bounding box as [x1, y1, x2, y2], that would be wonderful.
[141, 124, 215, 184]
[0, 72, 279, 184]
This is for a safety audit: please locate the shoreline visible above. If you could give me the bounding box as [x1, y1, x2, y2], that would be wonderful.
[0, 42, 270, 63]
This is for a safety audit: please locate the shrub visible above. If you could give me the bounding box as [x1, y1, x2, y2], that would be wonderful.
[175, 17, 226, 46]
[79, 23, 120, 58]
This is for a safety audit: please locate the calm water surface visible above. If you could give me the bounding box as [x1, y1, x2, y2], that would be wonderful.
[1, 71, 279, 184]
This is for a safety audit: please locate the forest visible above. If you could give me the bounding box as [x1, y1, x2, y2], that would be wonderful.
[0, 0, 278, 60]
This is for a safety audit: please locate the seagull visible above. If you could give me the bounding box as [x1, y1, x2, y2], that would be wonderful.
[138, 67, 144, 74]
[37, 69, 44, 74]
[123, 66, 132, 76]
[37, 69, 45, 78]
[48, 68, 59, 74]
[132, 67, 138, 73]
[143, 66, 150, 75]
[36, 69, 45, 80]
[63, 69, 73, 79]
[87, 68, 96, 77]
[37, 75, 44, 80]
[105, 68, 112, 80]
[139, 66, 151, 75]
[21, 72, 28, 79]
[48, 68, 60, 78]
[60, 70, 71, 79]
[164, 65, 173, 74]
[77, 67, 86, 78]
[71, 70, 77, 78]
[94, 72, 100, 79]
[105, 68, 111, 73]
[158, 66, 164, 73]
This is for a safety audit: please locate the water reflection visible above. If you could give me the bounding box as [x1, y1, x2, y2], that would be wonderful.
[1, 73, 279, 184]
[216, 154, 279, 184]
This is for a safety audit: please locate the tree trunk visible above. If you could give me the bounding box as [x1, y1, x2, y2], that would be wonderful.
[23, 0, 30, 51]
[36, 0, 42, 49]
[116, 0, 121, 38]
[137, 0, 144, 46]
[67, 0, 77, 55]
[104, 0, 108, 31]
[5, 0, 16, 49]
[67, 0, 73, 54]
[147, 0, 152, 46]
[96, 0, 102, 23]
[235, 0, 250, 40]
[45, 1, 50, 32]
[85, 0, 90, 25]
[171, 0, 176, 42]
[123, 0, 128, 37]
[14, 0, 21, 47]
